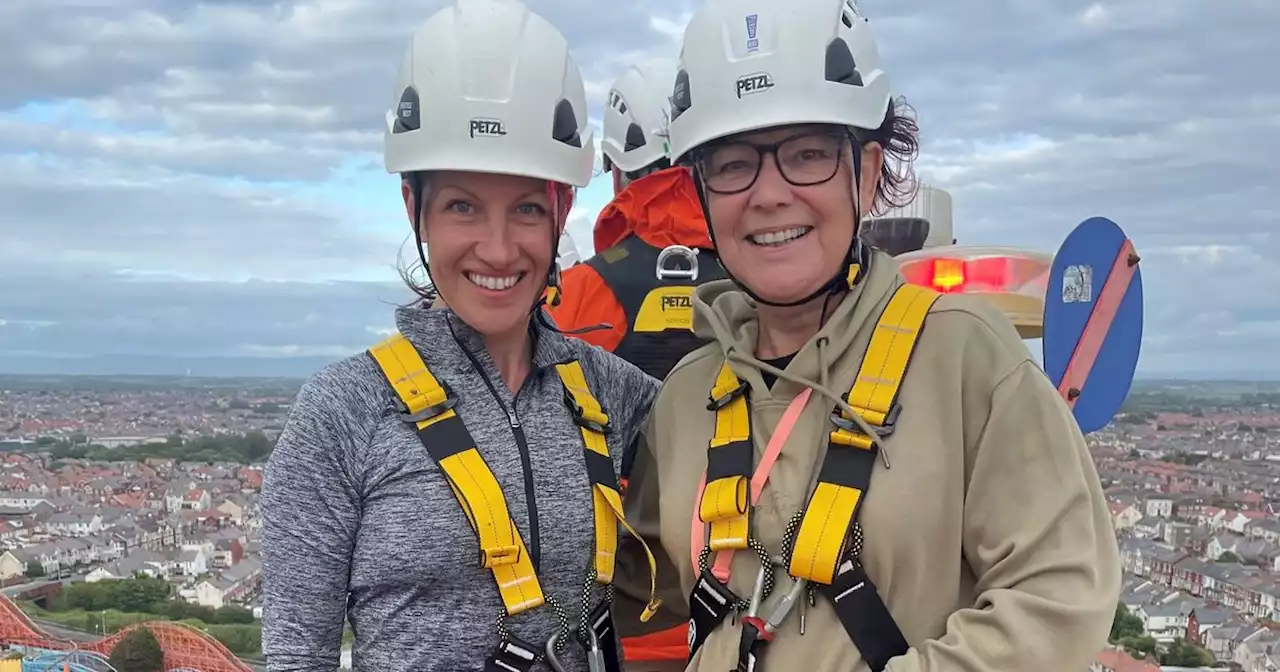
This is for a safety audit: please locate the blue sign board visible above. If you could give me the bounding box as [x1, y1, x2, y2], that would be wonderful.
[1042, 217, 1144, 433]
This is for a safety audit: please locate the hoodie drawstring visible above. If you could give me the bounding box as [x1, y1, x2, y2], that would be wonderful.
[724, 337, 893, 469]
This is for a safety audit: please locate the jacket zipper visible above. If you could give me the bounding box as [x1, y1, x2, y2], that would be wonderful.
[505, 390, 540, 571]
[467, 370, 541, 571]
[444, 316, 544, 571]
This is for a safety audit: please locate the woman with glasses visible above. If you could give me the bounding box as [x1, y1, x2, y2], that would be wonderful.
[612, 0, 1121, 670]
[260, 1, 663, 670]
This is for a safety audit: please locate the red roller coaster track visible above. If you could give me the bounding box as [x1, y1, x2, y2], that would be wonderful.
[0, 594, 251, 672]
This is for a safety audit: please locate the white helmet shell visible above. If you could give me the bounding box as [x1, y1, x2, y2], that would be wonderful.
[557, 233, 583, 267]
[668, 0, 892, 163]
[383, 0, 595, 187]
[601, 66, 672, 174]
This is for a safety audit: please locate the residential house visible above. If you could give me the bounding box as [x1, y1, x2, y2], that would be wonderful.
[1199, 507, 1232, 532]
[1148, 545, 1187, 585]
[1132, 517, 1162, 540]
[0, 522, 22, 543]
[1090, 647, 1159, 672]
[1229, 510, 1270, 535]
[1234, 628, 1280, 672]
[0, 493, 52, 510]
[1144, 495, 1175, 518]
[1176, 499, 1207, 522]
[1202, 621, 1264, 663]
[206, 529, 246, 569]
[1186, 605, 1234, 645]
[192, 556, 262, 609]
[215, 496, 251, 527]
[82, 534, 124, 564]
[1136, 600, 1197, 643]
[1163, 522, 1196, 548]
[180, 489, 211, 512]
[86, 551, 169, 582]
[1248, 519, 1280, 544]
[1172, 557, 1207, 596]
[171, 545, 210, 577]
[44, 511, 105, 537]
[0, 543, 60, 579]
[1110, 502, 1143, 531]
[1207, 534, 1280, 567]
[164, 485, 210, 513]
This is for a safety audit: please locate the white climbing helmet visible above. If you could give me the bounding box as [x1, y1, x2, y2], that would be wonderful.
[601, 65, 672, 174]
[667, 0, 892, 163]
[383, 0, 595, 187]
[557, 232, 583, 267]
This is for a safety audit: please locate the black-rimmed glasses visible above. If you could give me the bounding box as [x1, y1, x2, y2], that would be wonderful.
[697, 130, 854, 195]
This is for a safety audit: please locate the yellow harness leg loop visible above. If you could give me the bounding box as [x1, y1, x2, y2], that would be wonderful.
[788, 283, 939, 585]
[556, 360, 663, 622]
[368, 334, 545, 616]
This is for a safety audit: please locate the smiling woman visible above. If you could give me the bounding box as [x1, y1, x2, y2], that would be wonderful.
[611, 1, 1122, 671]
[406, 171, 568, 341]
[258, 1, 664, 671]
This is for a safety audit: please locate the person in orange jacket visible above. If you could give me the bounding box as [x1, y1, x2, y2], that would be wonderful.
[547, 65, 718, 671]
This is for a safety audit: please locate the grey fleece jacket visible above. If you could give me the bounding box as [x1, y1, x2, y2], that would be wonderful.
[261, 305, 659, 672]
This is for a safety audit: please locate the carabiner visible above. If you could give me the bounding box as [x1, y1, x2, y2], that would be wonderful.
[583, 625, 606, 672]
[762, 576, 808, 634]
[544, 630, 566, 672]
[746, 562, 768, 618]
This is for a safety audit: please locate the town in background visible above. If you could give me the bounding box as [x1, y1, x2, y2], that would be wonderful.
[4, 375, 1280, 671]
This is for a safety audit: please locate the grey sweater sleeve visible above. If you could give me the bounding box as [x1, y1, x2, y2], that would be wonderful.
[261, 364, 369, 671]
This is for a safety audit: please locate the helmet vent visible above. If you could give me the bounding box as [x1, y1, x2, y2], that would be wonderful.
[393, 87, 420, 133]
[824, 39, 863, 86]
[552, 99, 582, 147]
[624, 123, 647, 151]
[670, 70, 692, 121]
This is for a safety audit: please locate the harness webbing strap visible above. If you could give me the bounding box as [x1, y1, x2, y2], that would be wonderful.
[555, 360, 663, 621]
[701, 361, 752, 552]
[787, 283, 939, 585]
[556, 361, 620, 580]
[369, 334, 545, 616]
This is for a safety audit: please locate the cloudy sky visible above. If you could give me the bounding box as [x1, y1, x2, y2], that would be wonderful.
[1, 0, 1276, 378]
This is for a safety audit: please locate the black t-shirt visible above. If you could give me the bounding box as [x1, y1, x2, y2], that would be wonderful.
[760, 353, 796, 389]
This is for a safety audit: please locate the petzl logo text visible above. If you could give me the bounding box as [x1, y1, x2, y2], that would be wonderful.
[735, 72, 773, 98]
[661, 295, 692, 310]
[469, 118, 506, 138]
[745, 14, 759, 52]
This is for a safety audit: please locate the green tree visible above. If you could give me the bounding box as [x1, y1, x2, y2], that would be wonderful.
[60, 576, 170, 613]
[24, 563, 45, 579]
[1159, 638, 1213, 667]
[1218, 551, 1242, 563]
[1110, 603, 1145, 642]
[109, 627, 164, 672]
[212, 605, 256, 624]
[1119, 635, 1157, 659]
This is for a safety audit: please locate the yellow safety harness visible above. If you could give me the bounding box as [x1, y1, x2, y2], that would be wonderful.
[367, 333, 659, 670]
[690, 282, 939, 670]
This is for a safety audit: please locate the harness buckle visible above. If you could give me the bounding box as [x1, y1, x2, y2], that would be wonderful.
[496, 596, 568, 671]
[394, 388, 458, 424]
[829, 403, 900, 438]
[479, 545, 521, 568]
[486, 636, 541, 672]
[563, 389, 613, 435]
[707, 382, 748, 411]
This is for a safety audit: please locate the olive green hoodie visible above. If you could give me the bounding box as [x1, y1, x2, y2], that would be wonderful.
[614, 250, 1121, 671]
